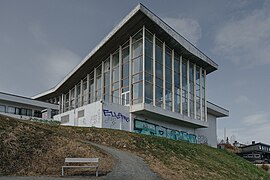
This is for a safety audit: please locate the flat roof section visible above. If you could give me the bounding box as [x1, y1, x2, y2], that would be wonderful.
[0, 92, 59, 110]
[207, 101, 229, 118]
[33, 3, 218, 100]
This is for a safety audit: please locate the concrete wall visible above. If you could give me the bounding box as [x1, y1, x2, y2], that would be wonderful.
[54, 101, 102, 127]
[102, 102, 130, 131]
[195, 113, 217, 147]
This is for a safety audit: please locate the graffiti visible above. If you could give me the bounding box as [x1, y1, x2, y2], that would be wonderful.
[197, 135, 208, 145]
[134, 119, 199, 144]
[102, 109, 129, 122]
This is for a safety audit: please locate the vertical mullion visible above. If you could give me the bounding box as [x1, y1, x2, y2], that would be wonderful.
[109, 54, 113, 103]
[172, 49, 175, 112]
[68, 89, 71, 111]
[129, 36, 132, 106]
[119, 46, 122, 104]
[187, 60, 190, 117]
[204, 70, 207, 122]
[142, 26, 145, 104]
[61, 94, 64, 113]
[180, 56, 182, 114]
[101, 61, 104, 102]
[93, 68, 96, 102]
[200, 67, 203, 121]
[86, 74, 89, 105]
[153, 34, 156, 107]
[163, 42, 166, 109]
[80, 80, 83, 107]
[194, 63, 196, 119]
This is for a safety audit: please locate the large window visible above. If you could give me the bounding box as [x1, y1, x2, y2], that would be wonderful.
[82, 77, 88, 105]
[144, 30, 153, 104]
[121, 41, 130, 106]
[95, 65, 102, 101]
[132, 30, 143, 104]
[174, 53, 180, 113]
[70, 88, 75, 109]
[196, 66, 201, 120]
[64, 92, 69, 111]
[0, 105, 5, 113]
[182, 59, 188, 115]
[189, 62, 195, 118]
[103, 58, 110, 102]
[155, 38, 163, 108]
[89, 72, 94, 103]
[202, 69, 206, 121]
[112, 51, 120, 103]
[165, 46, 172, 111]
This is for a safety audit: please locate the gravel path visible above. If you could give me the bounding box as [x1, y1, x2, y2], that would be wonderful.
[0, 142, 159, 180]
[88, 142, 159, 180]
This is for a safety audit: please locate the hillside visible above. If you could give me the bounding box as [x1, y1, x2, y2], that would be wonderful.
[0, 115, 269, 179]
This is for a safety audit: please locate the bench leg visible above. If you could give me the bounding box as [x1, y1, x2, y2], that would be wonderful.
[62, 167, 64, 176]
[96, 167, 98, 177]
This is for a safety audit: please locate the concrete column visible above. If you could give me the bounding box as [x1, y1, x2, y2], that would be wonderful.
[68, 89, 71, 111]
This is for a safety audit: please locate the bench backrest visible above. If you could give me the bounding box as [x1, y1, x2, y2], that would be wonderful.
[65, 158, 99, 163]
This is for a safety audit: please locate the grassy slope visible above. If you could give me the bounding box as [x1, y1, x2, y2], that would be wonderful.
[0, 115, 269, 179]
[0, 115, 113, 176]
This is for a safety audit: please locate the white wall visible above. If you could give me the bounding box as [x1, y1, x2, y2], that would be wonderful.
[102, 102, 130, 131]
[195, 113, 217, 147]
[54, 101, 102, 128]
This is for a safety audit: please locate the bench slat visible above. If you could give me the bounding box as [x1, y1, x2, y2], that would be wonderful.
[65, 158, 99, 163]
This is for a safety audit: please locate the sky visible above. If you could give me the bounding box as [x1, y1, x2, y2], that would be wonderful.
[0, 0, 269, 144]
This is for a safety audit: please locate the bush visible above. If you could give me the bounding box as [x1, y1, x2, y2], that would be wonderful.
[261, 164, 270, 172]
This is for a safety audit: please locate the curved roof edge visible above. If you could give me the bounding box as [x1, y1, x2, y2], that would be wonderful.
[33, 3, 218, 99]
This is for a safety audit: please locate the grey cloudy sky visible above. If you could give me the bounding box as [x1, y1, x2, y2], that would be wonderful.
[0, 0, 269, 144]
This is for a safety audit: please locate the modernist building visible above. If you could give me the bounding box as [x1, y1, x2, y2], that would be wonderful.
[0, 92, 58, 120]
[238, 141, 270, 163]
[33, 4, 228, 147]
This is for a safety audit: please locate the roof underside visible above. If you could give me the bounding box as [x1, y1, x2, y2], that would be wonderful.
[34, 4, 218, 100]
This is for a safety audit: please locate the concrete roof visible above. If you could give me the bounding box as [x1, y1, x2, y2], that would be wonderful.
[33, 3, 218, 100]
[0, 92, 58, 110]
[207, 101, 229, 118]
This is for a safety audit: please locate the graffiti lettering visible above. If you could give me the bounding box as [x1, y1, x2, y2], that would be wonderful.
[134, 119, 201, 144]
[102, 109, 129, 122]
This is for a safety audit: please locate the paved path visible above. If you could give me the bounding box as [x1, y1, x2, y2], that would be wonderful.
[88, 142, 159, 180]
[0, 142, 159, 180]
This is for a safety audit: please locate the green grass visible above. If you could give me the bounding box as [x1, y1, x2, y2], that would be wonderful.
[1, 114, 269, 179]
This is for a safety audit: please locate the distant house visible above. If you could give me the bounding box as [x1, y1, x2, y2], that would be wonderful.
[237, 141, 270, 164]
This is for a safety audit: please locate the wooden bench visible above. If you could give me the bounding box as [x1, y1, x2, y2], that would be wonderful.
[61, 158, 99, 177]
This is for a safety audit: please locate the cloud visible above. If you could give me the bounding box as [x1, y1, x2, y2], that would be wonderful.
[234, 95, 249, 104]
[213, 1, 270, 66]
[40, 47, 82, 87]
[243, 113, 269, 126]
[163, 17, 202, 46]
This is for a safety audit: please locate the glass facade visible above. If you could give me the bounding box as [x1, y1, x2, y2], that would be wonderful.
[55, 27, 207, 121]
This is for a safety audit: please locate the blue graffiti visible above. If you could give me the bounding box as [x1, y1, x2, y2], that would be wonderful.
[134, 119, 199, 144]
[103, 109, 130, 122]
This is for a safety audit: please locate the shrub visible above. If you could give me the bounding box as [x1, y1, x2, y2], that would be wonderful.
[261, 163, 269, 172]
